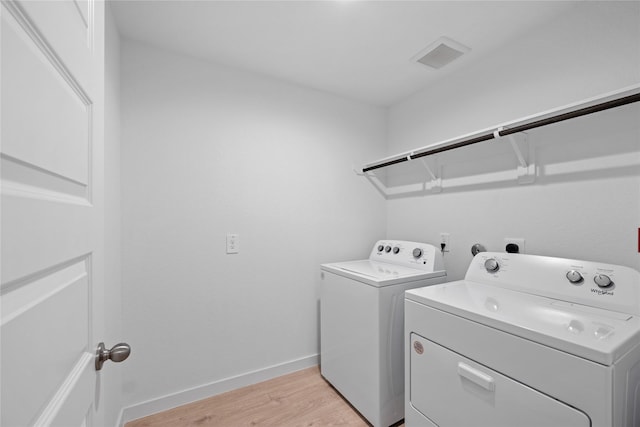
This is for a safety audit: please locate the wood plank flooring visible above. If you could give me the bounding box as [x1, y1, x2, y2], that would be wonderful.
[125, 366, 401, 426]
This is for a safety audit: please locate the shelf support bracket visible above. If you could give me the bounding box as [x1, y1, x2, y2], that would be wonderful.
[495, 129, 535, 184]
[363, 172, 391, 198]
[419, 157, 442, 193]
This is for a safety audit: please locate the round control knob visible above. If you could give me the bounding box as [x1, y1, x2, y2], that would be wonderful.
[412, 248, 423, 258]
[484, 258, 500, 273]
[385, 245, 392, 253]
[566, 270, 583, 284]
[594, 274, 613, 288]
[393, 247, 400, 254]
[377, 245, 384, 252]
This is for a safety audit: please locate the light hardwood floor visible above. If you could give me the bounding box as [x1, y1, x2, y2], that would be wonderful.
[125, 366, 403, 426]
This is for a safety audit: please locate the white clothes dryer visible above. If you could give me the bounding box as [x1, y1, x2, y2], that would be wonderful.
[405, 252, 640, 427]
[321, 240, 446, 427]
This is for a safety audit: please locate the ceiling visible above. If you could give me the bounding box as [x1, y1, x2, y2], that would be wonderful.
[111, 1, 580, 107]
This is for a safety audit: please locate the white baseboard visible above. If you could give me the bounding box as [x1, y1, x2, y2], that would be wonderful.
[115, 408, 124, 427]
[119, 354, 319, 426]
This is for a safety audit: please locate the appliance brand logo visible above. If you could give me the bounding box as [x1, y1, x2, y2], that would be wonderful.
[413, 341, 424, 355]
[591, 288, 614, 296]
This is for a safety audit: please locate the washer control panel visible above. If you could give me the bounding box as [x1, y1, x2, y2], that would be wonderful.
[370, 240, 443, 271]
[467, 252, 640, 316]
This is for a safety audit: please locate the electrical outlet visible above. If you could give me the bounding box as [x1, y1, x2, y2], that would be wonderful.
[226, 233, 239, 254]
[440, 233, 450, 252]
[504, 237, 525, 254]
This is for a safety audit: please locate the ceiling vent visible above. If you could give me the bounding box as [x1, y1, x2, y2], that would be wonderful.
[413, 37, 470, 70]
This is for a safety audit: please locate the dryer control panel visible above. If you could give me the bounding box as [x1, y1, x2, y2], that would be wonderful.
[370, 240, 443, 272]
[466, 252, 640, 316]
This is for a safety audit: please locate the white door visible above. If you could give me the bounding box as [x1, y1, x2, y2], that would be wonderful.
[1, 0, 108, 426]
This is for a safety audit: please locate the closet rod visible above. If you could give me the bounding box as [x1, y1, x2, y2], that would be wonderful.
[363, 92, 640, 173]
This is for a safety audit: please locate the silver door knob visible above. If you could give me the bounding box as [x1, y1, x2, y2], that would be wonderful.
[95, 342, 131, 371]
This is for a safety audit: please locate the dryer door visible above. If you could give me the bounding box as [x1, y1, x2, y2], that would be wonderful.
[409, 334, 591, 427]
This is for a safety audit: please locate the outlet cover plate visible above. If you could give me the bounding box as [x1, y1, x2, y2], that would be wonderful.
[504, 237, 525, 254]
[226, 233, 239, 254]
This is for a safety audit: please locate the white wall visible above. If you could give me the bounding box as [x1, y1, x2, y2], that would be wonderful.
[104, 5, 123, 426]
[115, 1, 639, 419]
[386, 1, 640, 280]
[120, 40, 386, 410]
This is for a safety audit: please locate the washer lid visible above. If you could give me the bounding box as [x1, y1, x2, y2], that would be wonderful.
[321, 260, 445, 287]
[406, 281, 640, 366]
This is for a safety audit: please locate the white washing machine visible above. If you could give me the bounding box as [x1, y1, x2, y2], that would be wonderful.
[405, 252, 640, 427]
[321, 240, 446, 427]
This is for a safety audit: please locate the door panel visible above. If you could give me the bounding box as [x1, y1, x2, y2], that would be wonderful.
[2, 260, 90, 426]
[2, 7, 91, 185]
[17, 0, 93, 89]
[1, 0, 105, 426]
[1, 194, 91, 285]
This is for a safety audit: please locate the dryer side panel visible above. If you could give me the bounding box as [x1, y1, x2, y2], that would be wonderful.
[614, 343, 640, 427]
